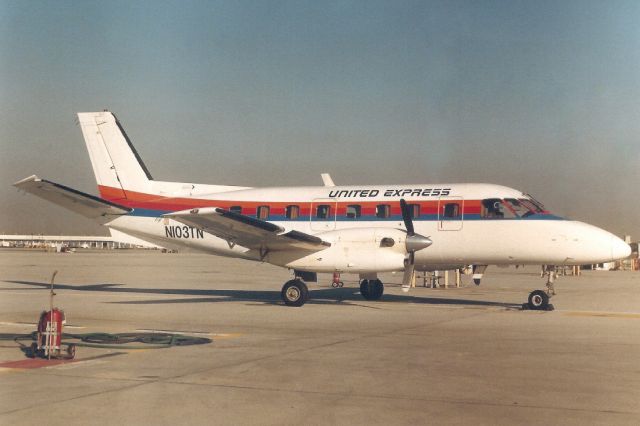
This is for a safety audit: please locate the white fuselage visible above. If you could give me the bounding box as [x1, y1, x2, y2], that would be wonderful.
[104, 182, 630, 274]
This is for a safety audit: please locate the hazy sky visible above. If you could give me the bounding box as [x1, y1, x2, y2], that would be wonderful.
[2, 0, 639, 237]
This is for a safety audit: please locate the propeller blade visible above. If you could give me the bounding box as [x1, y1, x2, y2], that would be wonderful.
[399, 198, 414, 236]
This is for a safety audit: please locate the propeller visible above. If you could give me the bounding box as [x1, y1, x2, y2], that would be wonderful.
[400, 199, 432, 292]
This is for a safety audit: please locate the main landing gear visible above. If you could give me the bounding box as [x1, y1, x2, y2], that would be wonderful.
[524, 265, 556, 311]
[279, 276, 386, 307]
[281, 279, 309, 307]
[360, 279, 384, 301]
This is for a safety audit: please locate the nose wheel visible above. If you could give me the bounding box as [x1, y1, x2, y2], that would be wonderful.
[524, 266, 556, 311]
[526, 290, 550, 310]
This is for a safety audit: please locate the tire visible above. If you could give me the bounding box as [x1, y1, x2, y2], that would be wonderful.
[281, 280, 309, 307]
[360, 280, 370, 299]
[66, 344, 76, 359]
[370, 279, 384, 300]
[360, 280, 384, 300]
[527, 290, 549, 310]
[29, 342, 38, 358]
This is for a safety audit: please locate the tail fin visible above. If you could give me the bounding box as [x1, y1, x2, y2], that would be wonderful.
[78, 111, 153, 201]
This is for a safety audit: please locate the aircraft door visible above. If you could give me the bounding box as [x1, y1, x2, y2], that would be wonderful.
[438, 196, 464, 231]
[310, 198, 337, 231]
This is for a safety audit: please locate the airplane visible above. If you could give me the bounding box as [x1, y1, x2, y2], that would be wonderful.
[14, 111, 631, 309]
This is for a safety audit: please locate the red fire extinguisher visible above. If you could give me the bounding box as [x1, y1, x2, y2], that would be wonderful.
[31, 271, 76, 359]
[37, 308, 65, 357]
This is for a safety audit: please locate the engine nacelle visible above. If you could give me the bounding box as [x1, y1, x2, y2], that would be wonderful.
[269, 227, 408, 273]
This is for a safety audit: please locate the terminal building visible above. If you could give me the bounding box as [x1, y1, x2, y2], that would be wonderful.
[0, 229, 160, 250]
[0, 234, 136, 250]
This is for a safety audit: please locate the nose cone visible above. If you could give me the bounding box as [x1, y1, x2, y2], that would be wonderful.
[611, 235, 631, 260]
[563, 222, 631, 264]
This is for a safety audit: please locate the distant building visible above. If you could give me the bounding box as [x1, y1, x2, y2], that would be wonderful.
[0, 234, 152, 250]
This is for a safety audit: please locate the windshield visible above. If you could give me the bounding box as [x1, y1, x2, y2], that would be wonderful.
[481, 197, 546, 218]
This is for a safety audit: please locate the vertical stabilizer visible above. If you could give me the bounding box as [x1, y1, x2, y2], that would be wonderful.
[78, 111, 152, 201]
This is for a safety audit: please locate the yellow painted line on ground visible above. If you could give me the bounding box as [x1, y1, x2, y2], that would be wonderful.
[135, 329, 243, 339]
[0, 321, 84, 329]
[563, 311, 640, 319]
[211, 333, 243, 339]
[0, 367, 30, 375]
[0, 321, 37, 327]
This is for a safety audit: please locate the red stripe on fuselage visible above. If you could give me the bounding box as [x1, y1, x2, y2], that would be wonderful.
[98, 186, 492, 217]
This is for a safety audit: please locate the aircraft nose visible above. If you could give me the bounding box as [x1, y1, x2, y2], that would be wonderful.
[611, 235, 631, 260]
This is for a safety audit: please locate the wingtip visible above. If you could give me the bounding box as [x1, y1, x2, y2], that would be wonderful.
[13, 175, 40, 187]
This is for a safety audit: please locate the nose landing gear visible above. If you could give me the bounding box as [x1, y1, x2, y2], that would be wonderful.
[524, 265, 556, 311]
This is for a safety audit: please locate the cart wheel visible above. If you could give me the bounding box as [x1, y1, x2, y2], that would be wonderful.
[66, 344, 76, 359]
[29, 342, 38, 358]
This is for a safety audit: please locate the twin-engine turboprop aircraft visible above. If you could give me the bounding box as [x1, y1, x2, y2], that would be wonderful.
[14, 111, 631, 308]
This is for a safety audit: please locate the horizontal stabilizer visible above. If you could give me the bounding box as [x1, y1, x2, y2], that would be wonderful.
[14, 175, 131, 223]
[165, 207, 331, 252]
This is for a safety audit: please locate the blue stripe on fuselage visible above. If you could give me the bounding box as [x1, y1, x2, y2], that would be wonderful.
[126, 208, 565, 222]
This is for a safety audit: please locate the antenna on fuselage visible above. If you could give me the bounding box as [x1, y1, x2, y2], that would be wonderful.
[321, 173, 335, 187]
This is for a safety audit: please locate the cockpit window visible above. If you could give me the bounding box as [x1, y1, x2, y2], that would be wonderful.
[518, 198, 544, 215]
[504, 198, 532, 217]
[482, 199, 518, 219]
[482, 199, 504, 218]
[524, 194, 546, 212]
[482, 197, 547, 219]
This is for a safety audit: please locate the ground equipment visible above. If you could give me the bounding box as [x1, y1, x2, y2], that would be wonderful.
[29, 271, 76, 359]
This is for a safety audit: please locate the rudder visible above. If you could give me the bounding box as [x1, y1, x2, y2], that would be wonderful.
[78, 111, 152, 201]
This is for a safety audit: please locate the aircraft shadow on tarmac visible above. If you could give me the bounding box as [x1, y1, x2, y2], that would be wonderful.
[5, 280, 522, 309]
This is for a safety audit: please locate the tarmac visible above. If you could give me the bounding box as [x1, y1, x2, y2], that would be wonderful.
[0, 249, 639, 425]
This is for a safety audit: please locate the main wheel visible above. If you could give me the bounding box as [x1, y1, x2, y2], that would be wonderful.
[370, 279, 384, 300]
[281, 279, 309, 307]
[360, 279, 384, 300]
[360, 279, 370, 299]
[527, 290, 549, 310]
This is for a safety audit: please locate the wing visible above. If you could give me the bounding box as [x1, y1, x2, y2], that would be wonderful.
[14, 175, 131, 223]
[164, 207, 331, 252]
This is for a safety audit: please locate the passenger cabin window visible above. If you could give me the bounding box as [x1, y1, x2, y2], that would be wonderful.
[409, 204, 420, 219]
[442, 203, 460, 218]
[257, 206, 270, 219]
[316, 204, 331, 219]
[229, 206, 242, 214]
[376, 204, 390, 218]
[346, 205, 361, 219]
[286, 205, 299, 220]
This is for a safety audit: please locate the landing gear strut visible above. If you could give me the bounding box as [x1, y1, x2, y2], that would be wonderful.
[281, 279, 309, 307]
[524, 265, 556, 311]
[360, 279, 384, 301]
